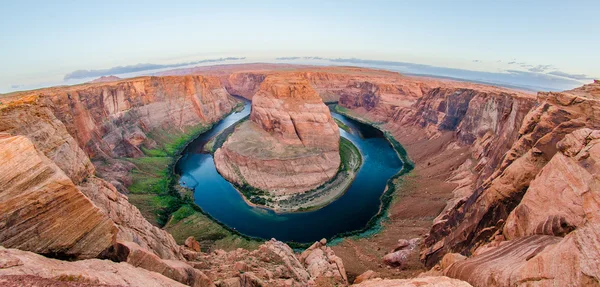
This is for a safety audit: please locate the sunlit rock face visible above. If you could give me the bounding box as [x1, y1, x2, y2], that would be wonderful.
[215, 75, 341, 195]
[0, 135, 117, 259]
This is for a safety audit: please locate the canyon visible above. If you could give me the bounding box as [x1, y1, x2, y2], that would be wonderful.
[0, 63, 598, 286]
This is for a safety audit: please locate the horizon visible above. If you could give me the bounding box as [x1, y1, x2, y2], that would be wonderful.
[1, 0, 599, 93]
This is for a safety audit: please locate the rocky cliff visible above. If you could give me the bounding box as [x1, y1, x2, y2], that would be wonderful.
[332, 71, 600, 284]
[443, 127, 600, 286]
[215, 75, 341, 195]
[0, 135, 116, 259]
[0, 70, 352, 286]
[0, 75, 243, 284]
[421, 82, 600, 268]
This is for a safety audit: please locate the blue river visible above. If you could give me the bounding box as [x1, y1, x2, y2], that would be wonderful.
[175, 101, 403, 242]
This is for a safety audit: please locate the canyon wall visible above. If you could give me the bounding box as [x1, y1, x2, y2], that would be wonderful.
[421, 83, 600, 267]
[0, 75, 242, 284]
[0, 70, 351, 286]
[330, 70, 600, 285]
[215, 75, 341, 195]
[0, 75, 240, 259]
[444, 127, 600, 286]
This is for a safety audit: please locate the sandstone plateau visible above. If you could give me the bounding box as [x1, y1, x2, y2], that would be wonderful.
[1, 63, 599, 286]
[215, 75, 341, 196]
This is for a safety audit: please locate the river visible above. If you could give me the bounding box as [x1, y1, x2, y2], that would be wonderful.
[175, 101, 403, 242]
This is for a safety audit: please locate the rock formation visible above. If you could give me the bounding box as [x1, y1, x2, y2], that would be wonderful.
[215, 75, 341, 195]
[442, 127, 600, 286]
[421, 82, 600, 268]
[0, 135, 117, 259]
[0, 246, 187, 287]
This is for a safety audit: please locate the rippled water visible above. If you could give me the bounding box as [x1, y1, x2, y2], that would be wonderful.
[175, 101, 403, 242]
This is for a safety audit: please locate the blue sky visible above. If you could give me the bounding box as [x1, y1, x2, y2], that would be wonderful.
[1, 0, 598, 93]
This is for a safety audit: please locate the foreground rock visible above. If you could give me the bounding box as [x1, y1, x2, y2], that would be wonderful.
[383, 238, 420, 267]
[352, 276, 472, 286]
[180, 239, 347, 286]
[78, 177, 183, 260]
[0, 135, 117, 259]
[215, 75, 341, 196]
[0, 246, 186, 286]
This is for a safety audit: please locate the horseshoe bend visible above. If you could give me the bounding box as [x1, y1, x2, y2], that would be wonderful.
[1, 4, 599, 285]
[2, 63, 599, 286]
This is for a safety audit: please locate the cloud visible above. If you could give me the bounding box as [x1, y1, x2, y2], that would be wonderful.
[64, 57, 246, 80]
[322, 57, 583, 91]
[276, 56, 325, 60]
[547, 71, 592, 80]
[527, 64, 554, 73]
[274, 56, 588, 91]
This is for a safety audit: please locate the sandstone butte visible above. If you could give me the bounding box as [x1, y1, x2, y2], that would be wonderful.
[0, 63, 598, 286]
[214, 74, 341, 196]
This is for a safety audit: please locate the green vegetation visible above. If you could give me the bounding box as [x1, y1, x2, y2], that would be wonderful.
[164, 205, 260, 251]
[125, 157, 172, 194]
[333, 118, 352, 133]
[124, 102, 262, 250]
[339, 137, 362, 172]
[235, 183, 273, 205]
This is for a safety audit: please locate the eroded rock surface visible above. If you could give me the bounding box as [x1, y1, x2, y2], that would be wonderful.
[443, 127, 600, 286]
[421, 82, 600, 266]
[0, 135, 117, 259]
[215, 75, 340, 195]
[0, 246, 186, 287]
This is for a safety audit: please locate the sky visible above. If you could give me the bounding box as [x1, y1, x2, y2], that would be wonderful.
[1, 0, 598, 93]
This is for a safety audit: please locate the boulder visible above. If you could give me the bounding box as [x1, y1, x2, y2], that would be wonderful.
[185, 236, 202, 252]
[0, 246, 186, 286]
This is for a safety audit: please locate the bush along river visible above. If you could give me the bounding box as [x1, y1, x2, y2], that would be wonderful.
[175, 100, 405, 243]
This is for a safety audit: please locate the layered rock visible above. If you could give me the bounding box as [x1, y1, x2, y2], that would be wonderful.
[3, 75, 238, 160]
[78, 177, 183, 260]
[0, 104, 95, 184]
[0, 246, 186, 286]
[215, 75, 341, 195]
[442, 127, 600, 286]
[421, 82, 600, 266]
[0, 135, 117, 259]
[0, 74, 241, 260]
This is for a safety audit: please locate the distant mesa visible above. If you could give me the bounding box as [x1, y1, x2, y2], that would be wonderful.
[90, 75, 121, 83]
